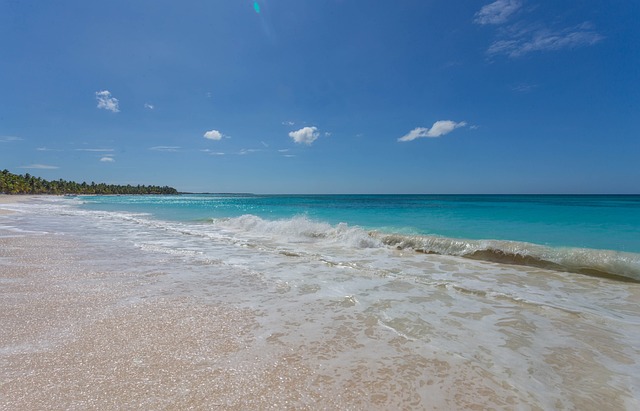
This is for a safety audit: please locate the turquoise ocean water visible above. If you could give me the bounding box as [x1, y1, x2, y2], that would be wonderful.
[79, 194, 640, 280]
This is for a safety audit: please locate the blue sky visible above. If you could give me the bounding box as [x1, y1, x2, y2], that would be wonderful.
[1, 0, 638, 194]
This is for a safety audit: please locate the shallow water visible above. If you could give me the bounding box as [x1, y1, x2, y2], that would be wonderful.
[1, 196, 639, 409]
[79, 194, 640, 253]
[77, 194, 640, 281]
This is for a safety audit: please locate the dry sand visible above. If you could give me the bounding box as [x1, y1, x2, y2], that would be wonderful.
[0, 194, 40, 204]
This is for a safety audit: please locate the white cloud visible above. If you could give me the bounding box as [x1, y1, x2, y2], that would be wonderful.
[282, 121, 295, 126]
[96, 90, 120, 113]
[144, 103, 155, 110]
[488, 24, 603, 57]
[474, 0, 522, 25]
[0, 136, 23, 143]
[204, 129, 224, 141]
[398, 120, 467, 142]
[100, 156, 115, 162]
[289, 126, 320, 145]
[20, 164, 59, 169]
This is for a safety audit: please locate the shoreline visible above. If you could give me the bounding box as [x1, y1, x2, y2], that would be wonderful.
[0, 208, 466, 409]
[0, 194, 41, 215]
[2, 197, 639, 409]
[3, 194, 639, 281]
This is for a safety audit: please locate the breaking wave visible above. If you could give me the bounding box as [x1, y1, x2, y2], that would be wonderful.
[376, 233, 640, 282]
[17, 198, 640, 283]
[211, 214, 382, 249]
[211, 214, 640, 282]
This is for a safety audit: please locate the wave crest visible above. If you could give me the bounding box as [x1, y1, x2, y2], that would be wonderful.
[213, 215, 382, 248]
[210, 215, 640, 281]
[377, 233, 640, 282]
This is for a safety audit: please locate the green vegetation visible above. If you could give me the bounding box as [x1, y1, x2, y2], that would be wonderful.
[0, 169, 178, 195]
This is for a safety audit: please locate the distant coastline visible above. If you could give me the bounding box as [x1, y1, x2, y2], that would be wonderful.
[0, 170, 177, 195]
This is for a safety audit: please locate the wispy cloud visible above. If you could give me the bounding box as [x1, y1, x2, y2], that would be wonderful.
[474, 0, 522, 25]
[150, 146, 181, 152]
[144, 103, 155, 110]
[0, 136, 23, 143]
[100, 156, 115, 163]
[96, 90, 120, 113]
[37, 147, 63, 151]
[475, 2, 603, 58]
[488, 24, 603, 57]
[238, 148, 262, 155]
[20, 164, 59, 170]
[289, 126, 320, 145]
[200, 149, 225, 156]
[398, 120, 467, 142]
[204, 129, 225, 141]
[510, 82, 538, 93]
[282, 120, 295, 126]
[76, 148, 115, 152]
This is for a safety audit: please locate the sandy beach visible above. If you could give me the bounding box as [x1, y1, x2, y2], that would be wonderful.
[2, 195, 639, 410]
[1, 233, 267, 409]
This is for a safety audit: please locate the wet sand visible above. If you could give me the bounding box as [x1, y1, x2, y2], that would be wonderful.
[0, 224, 334, 409]
[0, 231, 497, 410]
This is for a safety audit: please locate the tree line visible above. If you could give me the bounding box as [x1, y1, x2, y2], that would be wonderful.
[0, 169, 178, 195]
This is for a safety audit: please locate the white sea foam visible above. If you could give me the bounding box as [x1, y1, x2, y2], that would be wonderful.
[9, 198, 640, 281]
[212, 214, 381, 248]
